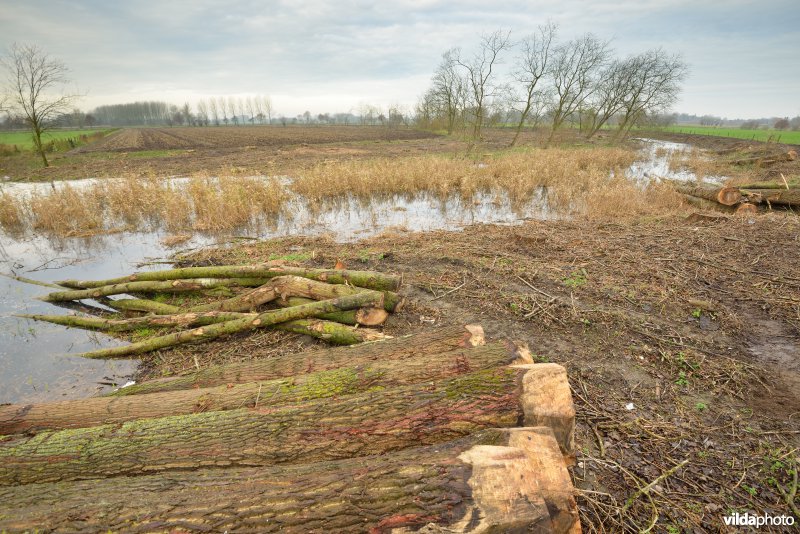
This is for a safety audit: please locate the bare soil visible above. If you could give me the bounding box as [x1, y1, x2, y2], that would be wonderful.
[0, 126, 559, 182]
[136, 213, 800, 533]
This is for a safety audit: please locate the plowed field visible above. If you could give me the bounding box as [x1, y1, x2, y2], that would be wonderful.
[79, 126, 438, 152]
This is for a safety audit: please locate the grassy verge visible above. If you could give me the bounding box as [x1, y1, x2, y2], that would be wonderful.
[655, 125, 800, 145]
[0, 128, 113, 150]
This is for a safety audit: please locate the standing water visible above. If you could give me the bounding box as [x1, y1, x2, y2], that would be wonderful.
[0, 140, 722, 403]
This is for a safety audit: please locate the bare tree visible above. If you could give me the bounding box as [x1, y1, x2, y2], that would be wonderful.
[260, 95, 273, 124]
[582, 58, 633, 138]
[546, 33, 610, 144]
[236, 97, 247, 126]
[208, 97, 219, 126]
[253, 96, 264, 124]
[509, 22, 557, 147]
[615, 49, 687, 139]
[1, 43, 81, 167]
[430, 49, 467, 134]
[196, 100, 209, 126]
[245, 96, 255, 125]
[218, 96, 228, 125]
[455, 30, 512, 140]
[227, 96, 238, 125]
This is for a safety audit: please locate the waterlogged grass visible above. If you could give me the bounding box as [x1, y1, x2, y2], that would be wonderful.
[0, 146, 687, 237]
[656, 125, 800, 145]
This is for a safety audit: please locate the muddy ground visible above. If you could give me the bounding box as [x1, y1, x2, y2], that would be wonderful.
[128, 211, 800, 533]
[3, 126, 799, 531]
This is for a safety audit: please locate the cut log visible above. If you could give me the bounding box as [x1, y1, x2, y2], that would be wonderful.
[40, 277, 270, 302]
[109, 324, 486, 396]
[0, 428, 575, 533]
[103, 297, 178, 314]
[739, 188, 800, 207]
[76, 290, 384, 359]
[735, 203, 759, 215]
[56, 264, 402, 291]
[279, 295, 389, 325]
[0, 367, 525, 485]
[673, 184, 742, 206]
[0, 343, 513, 434]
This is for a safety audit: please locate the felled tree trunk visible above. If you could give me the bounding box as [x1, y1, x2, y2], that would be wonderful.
[673, 184, 742, 206]
[17, 313, 384, 348]
[0, 343, 512, 434]
[56, 265, 401, 292]
[77, 290, 384, 359]
[278, 295, 389, 325]
[109, 324, 486, 396]
[0, 427, 579, 533]
[739, 188, 800, 207]
[0, 367, 523, 485]
[40, 278, 270, 302]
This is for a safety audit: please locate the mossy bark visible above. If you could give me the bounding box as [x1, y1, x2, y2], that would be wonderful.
[41, 277, 270, 302]
[0, 343, 512, 434]
[278, 295, 389, 325]
[76, 290, 384, 359]
[109, 324, 484, 396]
[0, 431, 505, 533]
[0, 367, 522, 485]
[56, 264, 402, 291]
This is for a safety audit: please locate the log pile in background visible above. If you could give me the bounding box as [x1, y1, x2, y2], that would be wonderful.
[19, 263, 405, 358]
[673, 180, 800, 214]
[0, 322, 583, 533]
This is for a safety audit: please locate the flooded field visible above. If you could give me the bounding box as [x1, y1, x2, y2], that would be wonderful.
[0, 138, 715, 403]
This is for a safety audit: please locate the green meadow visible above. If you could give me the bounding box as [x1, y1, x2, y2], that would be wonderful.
[0, 129, 110, 149]
[659, 125, 800, 145]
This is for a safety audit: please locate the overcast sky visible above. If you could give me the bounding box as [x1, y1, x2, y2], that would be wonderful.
[2, 0, 798, 119]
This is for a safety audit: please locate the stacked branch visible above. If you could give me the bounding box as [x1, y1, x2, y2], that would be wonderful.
[19, 266, 405, 358]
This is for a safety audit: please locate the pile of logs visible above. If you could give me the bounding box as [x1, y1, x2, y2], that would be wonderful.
[673, 181, 800, 214]
[19, 262, 405, 358]
[0, 324, 583, 533]
[731, 149, 797, 167]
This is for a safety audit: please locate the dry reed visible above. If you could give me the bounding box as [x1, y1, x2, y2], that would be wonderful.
[0, 146, 687, 238]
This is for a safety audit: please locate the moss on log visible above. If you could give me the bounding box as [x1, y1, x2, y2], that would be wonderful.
[56, 264, 402, 291]
[0, 367, 524, 485]
[40, 278, 270, 302]
[279, 296, 389, 326]
[0, 343, 513, 434]
[109, 324, 485, 396]
[0, 429, 561, 533]
[76, 290, 384, 359]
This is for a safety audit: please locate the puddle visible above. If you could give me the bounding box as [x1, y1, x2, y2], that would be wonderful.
[0, 190, 554, 404]
[0, 140, 709, 403]
[627, 139, 728, 185]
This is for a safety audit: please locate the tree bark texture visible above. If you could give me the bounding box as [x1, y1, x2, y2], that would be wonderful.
[57, 265, 402, 292]
[739, 188, 800, 207]
[673, 184, 742, 206]
[0, 429, 561, 533]
[0, 343, 512, 434]
[108, 324, 486, 396]
[0, 367, 523, 485]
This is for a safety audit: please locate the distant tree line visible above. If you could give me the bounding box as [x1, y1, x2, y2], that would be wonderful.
[415, 25, 689, 144]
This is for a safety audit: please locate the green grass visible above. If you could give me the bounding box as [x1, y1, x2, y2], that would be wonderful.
[0, 129, 111, 149]
[657, 125, 800, 145]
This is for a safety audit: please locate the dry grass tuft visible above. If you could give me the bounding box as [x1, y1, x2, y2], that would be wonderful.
[0, 190, 25, 233]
